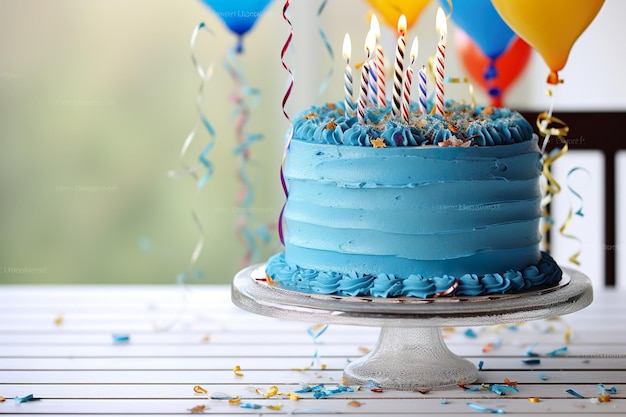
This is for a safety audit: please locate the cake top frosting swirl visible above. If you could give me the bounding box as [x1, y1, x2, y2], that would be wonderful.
[292, 100, 534, 147]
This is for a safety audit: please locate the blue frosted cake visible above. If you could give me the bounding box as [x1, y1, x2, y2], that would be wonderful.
[265, 100, 562, 298]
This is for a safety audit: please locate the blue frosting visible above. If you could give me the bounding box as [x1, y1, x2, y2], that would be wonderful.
[292, 100, 534, 147]
[266, 251, 562, 299]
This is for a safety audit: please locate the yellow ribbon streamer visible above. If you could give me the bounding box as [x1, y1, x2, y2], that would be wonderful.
[536, 87, 583, 266]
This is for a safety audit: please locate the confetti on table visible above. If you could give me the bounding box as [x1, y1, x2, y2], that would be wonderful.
[112, 334, 130, 344]
[478, 360, 484, 370]
[566, 388, 584, 398]
[295, 384, 325, 393]
[466, 402, 505, 413]
[240, 402, 263, 409]
[546, 346, 568, 356]
[528, 397, 541, 403]
[288, 392, 300, 401]
[255, 385, 279, 398]
[14, 394, 36, 403]
[525, 342, 539, 356]
[54, 313, 64, 326]
[465, 328, 478, 338]
[538, 373, 548, 381]
[188, 404, 207, 413]
[232, 365, 244, 376]
[193, 385, 208, 394]
[597, 383, 617, 394]
[503, 378, 517, 387]
[440, 399, 448, 404]
[522, 359, 541, 365]
[347, 400, 362, 407]
[0, 396, 4, 402]
[358, 346, 371, 354]
[266, 403, 283, 410]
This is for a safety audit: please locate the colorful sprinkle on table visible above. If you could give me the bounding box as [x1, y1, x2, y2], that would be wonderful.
[566, 388, 584, 398]
[522, 359, 541, 365]
[466, 402, 505, 413]
[232, 365, 244, 376]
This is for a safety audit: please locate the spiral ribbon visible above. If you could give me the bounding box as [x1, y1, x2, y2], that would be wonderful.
[278, 0, 294, 245]
[536, 87, 584, 266]
[224, 49, 267, 267]
[557, 167, 589, 266]
[168, 22, 217, 278]
[316, 0, 333, 97]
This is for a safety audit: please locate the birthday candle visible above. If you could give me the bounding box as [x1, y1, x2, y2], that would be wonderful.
[392, 14, 406, 118]
[435, 7, 447, 117]
[367, 30, 378, 105]
[342, 33, 355, 116]
[402, 36, 418, 123]
[418, 65, 427, 114]
[358, 31, 376, 123]
[357, 62, 370, 123]
[370, 15, 386, 107]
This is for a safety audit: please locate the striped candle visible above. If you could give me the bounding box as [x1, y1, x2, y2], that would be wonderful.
[418, 65, 427, 114]
[370, 14, 386, 107]
[357, 61, 370, 123]
[434, 7, 447, 117]
[402, 37, 418, 123]
[392, 14, 406, 118]
[342, 33, 355, 116]
[358, 30, 377, 123]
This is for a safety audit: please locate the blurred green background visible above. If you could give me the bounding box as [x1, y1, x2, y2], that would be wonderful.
[0, 0, 293, 284]
[0, 0, 620, 285]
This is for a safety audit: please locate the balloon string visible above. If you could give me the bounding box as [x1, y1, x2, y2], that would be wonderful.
[168, 22, 216, 276]
[316, 0, 333, 97]
[279, 0, 294, 246]
[224, 49, 264, 267]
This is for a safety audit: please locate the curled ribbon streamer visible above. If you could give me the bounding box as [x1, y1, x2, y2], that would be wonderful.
[155, 22, 216, 332]
[536, 87, 581, 265]
[316, 0, 333, 97]
[168, 22, 217, 272]
[224, 49, 265, 267]
[279, 0, 294, 245]
[557, 167, 590, 266]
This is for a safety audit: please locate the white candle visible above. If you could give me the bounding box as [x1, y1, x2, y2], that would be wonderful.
[370, 14, 386, 107]
[392, 14, 406, 118]
[342, 33, 355, 117]
[434, 7, 447, 117]
[402, 36, 418, 123]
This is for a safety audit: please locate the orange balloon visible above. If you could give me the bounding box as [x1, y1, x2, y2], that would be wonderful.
[364, 0, 432, 30]
[456, 29, 531, 107]
[491, 0, 605, 84]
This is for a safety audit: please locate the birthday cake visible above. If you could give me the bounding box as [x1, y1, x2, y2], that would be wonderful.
[265, 100, 562, 298]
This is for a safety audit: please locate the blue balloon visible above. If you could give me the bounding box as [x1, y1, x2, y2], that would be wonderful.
[440, 0, 515, 60]
[200, 0, 273, 53]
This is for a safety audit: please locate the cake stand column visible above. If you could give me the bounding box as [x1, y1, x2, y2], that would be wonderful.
[343, 326, 478, 390]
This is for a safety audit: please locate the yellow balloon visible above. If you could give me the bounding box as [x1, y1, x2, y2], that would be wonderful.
[491, 0, 605, 84]
[364, 0, 432, 30]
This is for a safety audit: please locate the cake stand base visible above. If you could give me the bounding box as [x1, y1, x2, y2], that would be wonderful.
[343, 327, 478, 390]
[231, 264, 592, 390]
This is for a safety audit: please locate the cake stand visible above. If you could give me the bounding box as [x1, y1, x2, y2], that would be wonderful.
[231, 264, 593, 390]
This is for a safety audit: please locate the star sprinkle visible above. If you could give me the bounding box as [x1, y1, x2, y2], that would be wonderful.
[370, 138, 386, 148]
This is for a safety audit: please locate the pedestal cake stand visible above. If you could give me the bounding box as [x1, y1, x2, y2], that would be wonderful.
[231, 264, 593, 390]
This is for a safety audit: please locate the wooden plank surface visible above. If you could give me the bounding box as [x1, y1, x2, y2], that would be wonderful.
[1, 284, 625, 415]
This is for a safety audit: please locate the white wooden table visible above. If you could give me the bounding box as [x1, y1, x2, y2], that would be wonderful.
[1, 283, 624, 416]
